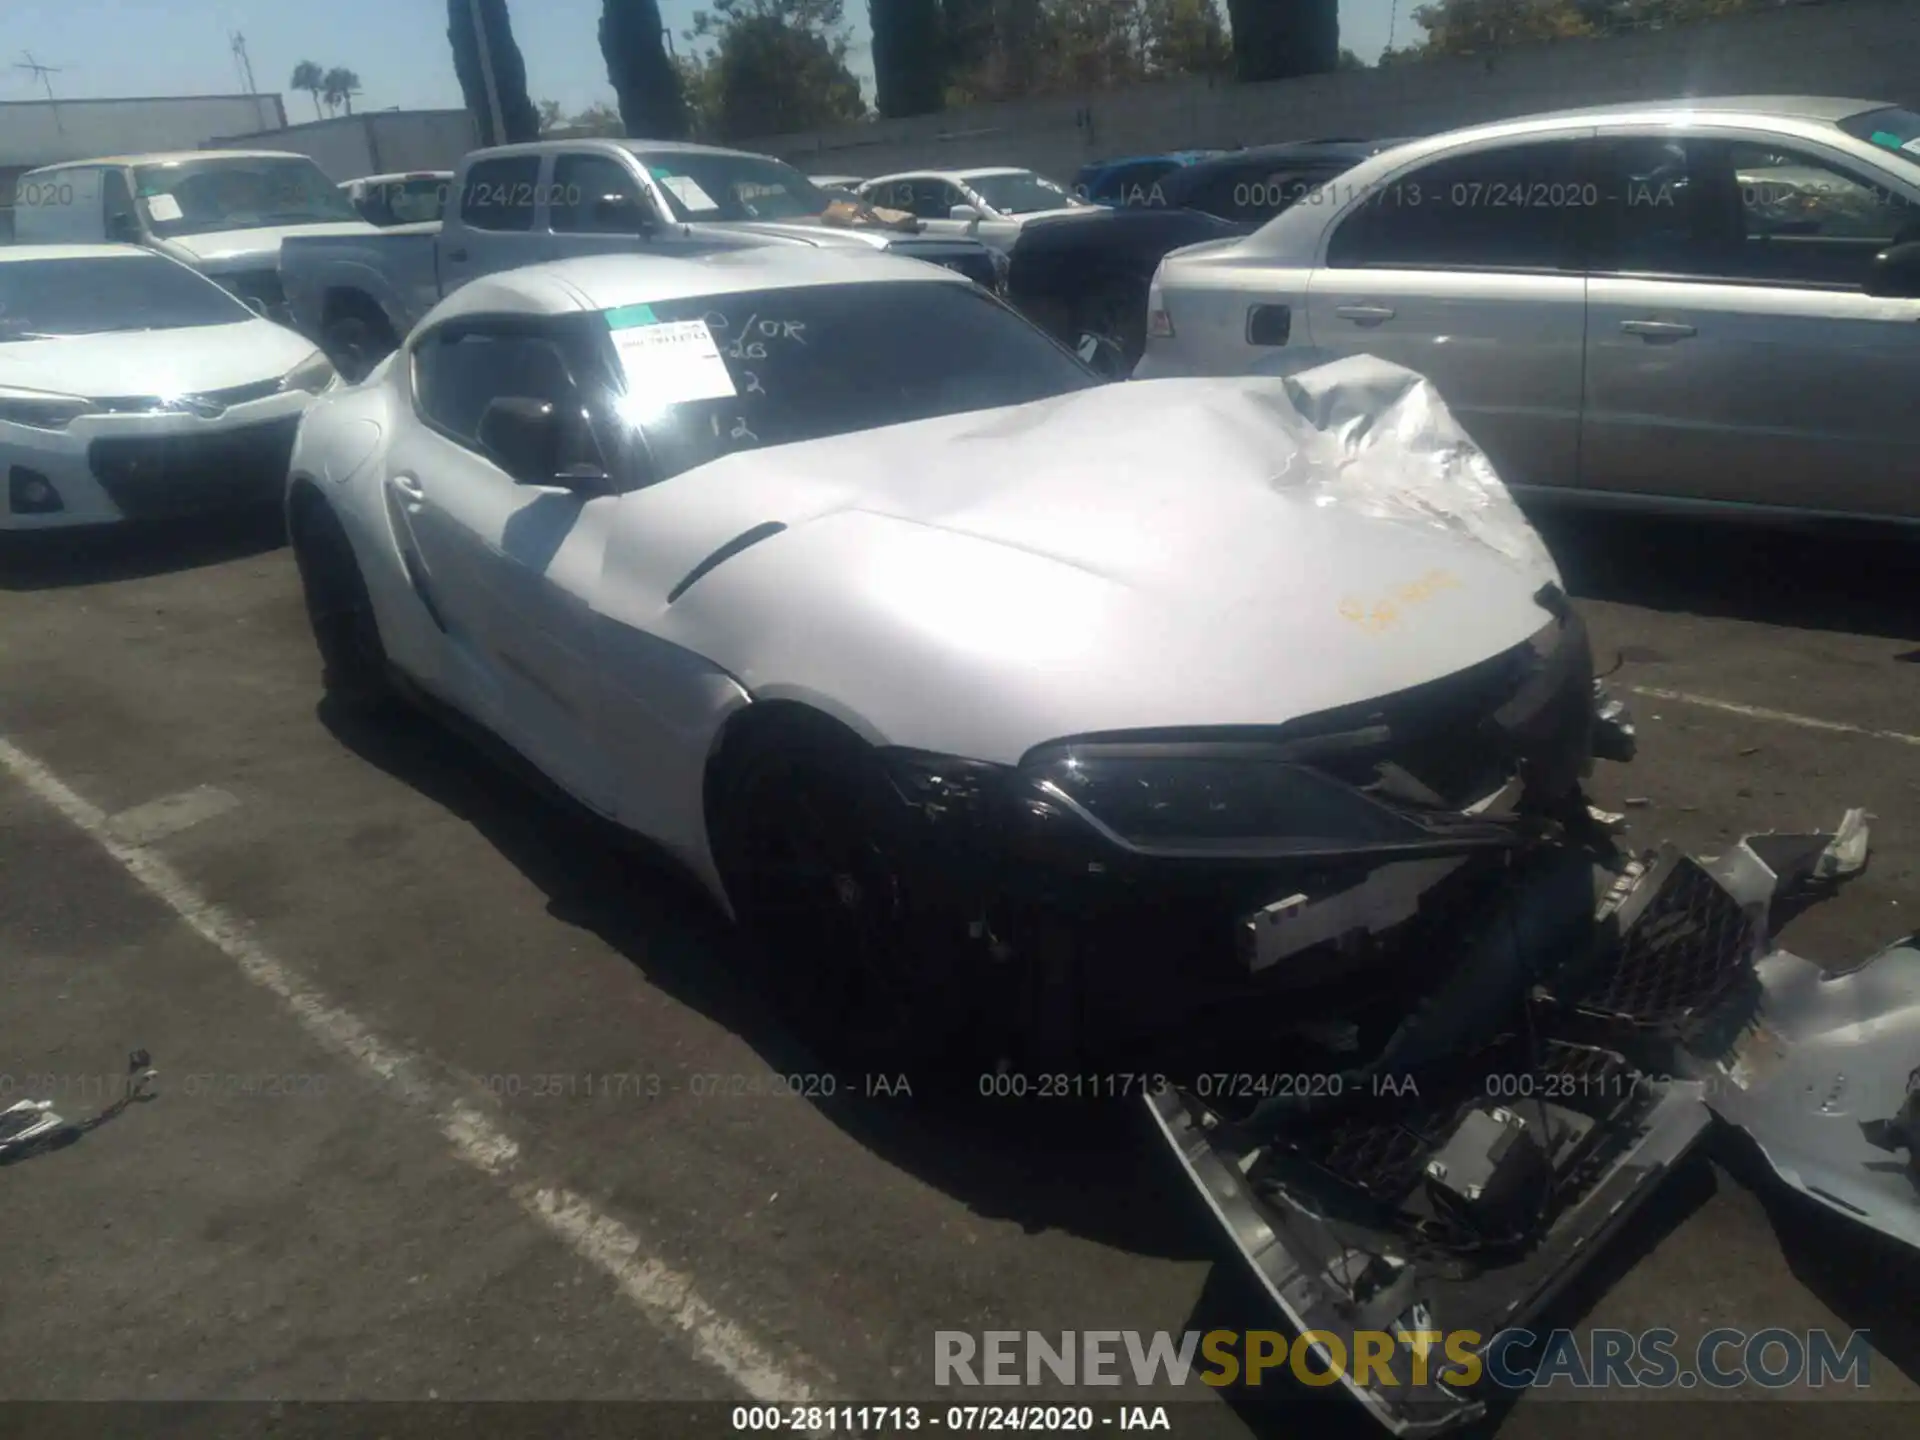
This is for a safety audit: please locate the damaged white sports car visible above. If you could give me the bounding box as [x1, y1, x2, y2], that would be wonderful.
[288, 247, 1623, 1054]
[289, 249, 1920, 1433]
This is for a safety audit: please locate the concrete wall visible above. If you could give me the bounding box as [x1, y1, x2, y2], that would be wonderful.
[747, 0, 1920, 181]
[201, 110, 481, 181]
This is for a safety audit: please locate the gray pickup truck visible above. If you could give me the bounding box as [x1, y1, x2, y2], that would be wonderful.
[281, 138, 1009, 378]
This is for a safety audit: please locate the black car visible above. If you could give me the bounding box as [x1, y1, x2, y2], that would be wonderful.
[1009, 139, 1406, 370]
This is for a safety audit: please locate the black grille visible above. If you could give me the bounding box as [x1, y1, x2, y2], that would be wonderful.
[1575, 856, 1759, 1026]
[89, 416, 300, 520]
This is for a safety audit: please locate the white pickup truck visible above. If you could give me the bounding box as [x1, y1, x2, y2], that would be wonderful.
[281, 139, 1010, 378]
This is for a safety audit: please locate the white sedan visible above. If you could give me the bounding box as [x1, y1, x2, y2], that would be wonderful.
[857, 167, 1095, 251]
[1, 245, 335, 530]
[286, 246, 1614, 1068]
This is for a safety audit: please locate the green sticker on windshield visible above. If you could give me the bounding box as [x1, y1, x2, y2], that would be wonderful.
[605, 303, 658, 329]
[1871, 130, 1905, 150]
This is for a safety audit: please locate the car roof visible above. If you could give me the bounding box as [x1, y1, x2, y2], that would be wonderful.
[25, 150, 310, 172]
[426, 248, 971, 325]
[0, 243, 158, 263]
[470, 138, 782, 165]
[1512, 95, 1889, 125]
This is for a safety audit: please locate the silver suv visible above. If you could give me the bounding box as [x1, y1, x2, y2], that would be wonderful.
[1137, 98, 1920, 523]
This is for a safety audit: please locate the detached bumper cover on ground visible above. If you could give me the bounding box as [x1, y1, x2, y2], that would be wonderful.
[1147, 807, 1916, 1436]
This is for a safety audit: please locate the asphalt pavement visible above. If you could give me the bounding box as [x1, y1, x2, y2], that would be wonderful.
[1, 507, 1917, 1439]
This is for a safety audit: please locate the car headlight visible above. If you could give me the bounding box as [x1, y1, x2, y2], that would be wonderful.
[0, 385, 96, 431]
[280, 351, 338, 395]
[1026, 748, 1444, 856]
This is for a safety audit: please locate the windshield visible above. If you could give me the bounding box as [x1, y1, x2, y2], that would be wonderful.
[0, 254, 252, 340]
[133, 157, 362, 237]
[966, 171, 1082, 216]
[600, 280, 1098, 483]
[1840, 106, 1920, 176]
[634, 150, 832, 223]
[356, 177, 449, 226]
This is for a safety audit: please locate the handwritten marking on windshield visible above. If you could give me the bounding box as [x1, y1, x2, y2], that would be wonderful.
[702, 311, 808, 360]
[741, 370, 765, 396]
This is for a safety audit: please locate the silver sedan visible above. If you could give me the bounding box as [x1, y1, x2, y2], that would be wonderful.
[1137, 96, 1920, 524]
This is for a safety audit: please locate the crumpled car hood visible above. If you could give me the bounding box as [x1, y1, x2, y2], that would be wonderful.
[598, 357, 1566, 762]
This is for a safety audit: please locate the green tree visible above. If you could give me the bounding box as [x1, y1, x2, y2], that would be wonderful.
[602, 0, 687, 139]
[1410, 0, 1595, 55]
[538, 98, 567, 133]
[445, 0, 542, 145]
[322, 67, 362, 115]
[1227, 0, 1338, 83]
[1337, 46, 1366, 68]
[870, 0, 946, 117]
[290, 60, 326, 120]
[686, 0, 868, 141]
[1146, 0, 1233, 77]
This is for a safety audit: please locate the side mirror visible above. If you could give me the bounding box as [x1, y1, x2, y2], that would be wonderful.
[949, 203, 982, 224]
[106, 212, 140, 243]
[477, 396, 569, 485]
[1866, 239, 1920, 299]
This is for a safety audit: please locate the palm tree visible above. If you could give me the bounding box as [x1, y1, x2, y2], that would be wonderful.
[322, 67, 362, 115]
[290, 60, 326, 119]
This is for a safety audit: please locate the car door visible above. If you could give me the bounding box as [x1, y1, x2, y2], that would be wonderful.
[543, 149, 669, 260]
[447, 154, 543, 293]
[386, 315, 621, 812]
[1305, 135, 1594, 492]
[1580, 130, 1920, 517]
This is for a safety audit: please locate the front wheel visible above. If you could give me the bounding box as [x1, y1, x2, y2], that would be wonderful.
[710, 721, 986, 1085]
[290, 496, 394, 715]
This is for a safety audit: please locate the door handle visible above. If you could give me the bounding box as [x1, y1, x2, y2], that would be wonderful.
[447, 247, 469, 262]
[1335, 304, 1396, 326]
[391, 473, 426, 504]
[1620, 319, 1696, 340]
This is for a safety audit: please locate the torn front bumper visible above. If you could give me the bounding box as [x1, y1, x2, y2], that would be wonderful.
[1145, 806, 1914, 1436]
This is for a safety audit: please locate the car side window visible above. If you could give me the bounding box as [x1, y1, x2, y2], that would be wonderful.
[102, 169, 139, 240]
[551, 153, 651, 234]
[904, 178, 959, 220]
[460, 156, 540, 233]
[1326, 141, 1588, 271]
[1584, 136, 1709, 275]
[412, 327, 604, 475]
[1725, 142, 1919, 287]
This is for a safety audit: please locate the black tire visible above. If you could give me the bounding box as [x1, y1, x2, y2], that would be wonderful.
[1072, 272, 1150, 374]
[323, 303, 398, 383]
[710, 716, 981, 1085]
[290, 494, 394, 715]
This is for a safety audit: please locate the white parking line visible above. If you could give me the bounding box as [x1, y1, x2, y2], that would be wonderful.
[0, 733, 825, 1405]
[1628, 686, 1920, 749]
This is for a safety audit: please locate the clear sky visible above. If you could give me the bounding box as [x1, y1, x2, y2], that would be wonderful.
[3, 1, 1410, 119]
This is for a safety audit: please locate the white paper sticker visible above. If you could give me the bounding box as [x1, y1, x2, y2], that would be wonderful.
[1904, 137, 1920, 157]
[657, 174, 719, 212]
[144, 193, 183, 222]
[612, 319, 737, 405]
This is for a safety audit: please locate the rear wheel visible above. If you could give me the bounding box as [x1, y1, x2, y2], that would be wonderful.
[322, 301, 398, 383]
[290, 493, 393, 715]
[710, 717, 981, 1086]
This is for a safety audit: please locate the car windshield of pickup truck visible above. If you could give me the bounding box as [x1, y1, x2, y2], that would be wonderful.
[133, 156, 362, 237]
[600, 279, 1098, 482]
[632, 149, 833, 223]
[0, 253, 252, 340]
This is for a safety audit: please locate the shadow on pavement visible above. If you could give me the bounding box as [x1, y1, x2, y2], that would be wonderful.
[1533, 511, 1920, 642]
[318, 693, 1212, 1262]
[0, 509, 286, 591]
